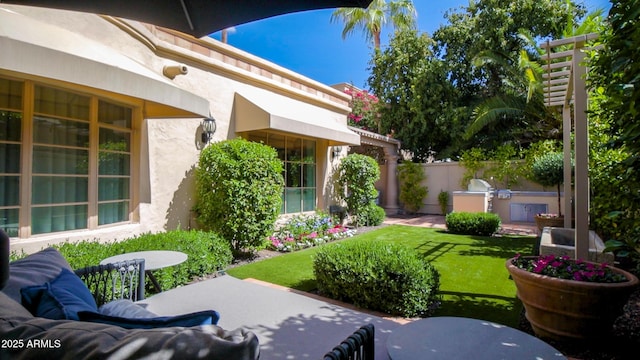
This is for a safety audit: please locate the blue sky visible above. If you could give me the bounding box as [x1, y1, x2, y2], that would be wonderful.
[211, 0, 612, 90]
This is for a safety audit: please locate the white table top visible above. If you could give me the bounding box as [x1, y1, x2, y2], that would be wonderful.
[386, 316, 566, 360]
[100, 250, 188, 271]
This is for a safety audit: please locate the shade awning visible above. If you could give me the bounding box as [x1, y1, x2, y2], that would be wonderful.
[0, 7, 210, 118]
[1, 1, 374, 38]
[234, 91, 360, 146]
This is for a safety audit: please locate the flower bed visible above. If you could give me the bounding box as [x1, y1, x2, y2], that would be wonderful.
[268, 213, 356, 252]
[512, 253, 627, 283]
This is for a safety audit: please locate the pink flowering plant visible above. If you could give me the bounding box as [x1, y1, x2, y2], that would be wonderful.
[268, 212, 356, 252]
[344, 86, 380, 131]
[512, 254, 627, 283]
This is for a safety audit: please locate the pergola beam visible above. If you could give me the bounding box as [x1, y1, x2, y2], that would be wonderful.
[540, 33, 598, 260]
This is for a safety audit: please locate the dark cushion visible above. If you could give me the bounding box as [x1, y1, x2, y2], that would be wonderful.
[98, 299, 158, 319]
[2, 247, 72, 303]
[0, 292, 34, 319]
[0, 315, 260, 360]
[20, 268, 98, 320]
[78, 309, 220, 329]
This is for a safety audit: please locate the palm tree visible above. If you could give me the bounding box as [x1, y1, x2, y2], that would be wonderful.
[465, 5, 605, 142]
[331, 0, 417, 49]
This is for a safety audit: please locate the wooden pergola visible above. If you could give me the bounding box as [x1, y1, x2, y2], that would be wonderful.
[540, 33, 599, 260]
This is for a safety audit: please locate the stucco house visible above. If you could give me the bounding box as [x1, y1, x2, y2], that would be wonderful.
[0, 5, 400, 253]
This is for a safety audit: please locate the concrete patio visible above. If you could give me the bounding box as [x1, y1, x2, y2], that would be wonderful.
[138, 275, 404, 360]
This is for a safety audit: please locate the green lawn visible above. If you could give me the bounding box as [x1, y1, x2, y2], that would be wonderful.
[226, 225, 538, 327]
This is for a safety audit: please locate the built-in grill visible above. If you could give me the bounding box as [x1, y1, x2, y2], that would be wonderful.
[452, 179, 494, 213]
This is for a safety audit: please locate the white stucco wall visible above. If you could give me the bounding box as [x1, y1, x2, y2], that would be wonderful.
[2, 5, 354, 252]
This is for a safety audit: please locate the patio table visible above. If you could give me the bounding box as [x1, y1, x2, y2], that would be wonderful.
[386, 316, 566, 360]
[100, 250, 187, 293]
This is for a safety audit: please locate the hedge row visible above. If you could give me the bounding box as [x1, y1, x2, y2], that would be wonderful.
[313, 240, 440, 318]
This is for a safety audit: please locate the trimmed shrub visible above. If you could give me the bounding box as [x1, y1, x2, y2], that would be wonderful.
[445, 212, 501, 236]
[398, 161, 428, 213]
[54, 230, 233, 292]
[337, 154, 384, 226]
[358, 202, 387, 226]
[196, 138, 284, 251]
[438, 190, 449, 215]
[313, 240, 440, 318]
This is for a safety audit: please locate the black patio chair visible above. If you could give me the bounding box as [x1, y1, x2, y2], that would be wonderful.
[322, 323, 375, 360]
[75, 259, 146, 307]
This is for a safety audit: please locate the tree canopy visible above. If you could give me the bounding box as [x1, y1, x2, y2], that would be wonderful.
[366, 0, 590, 160]
[367, 29, 456, 161]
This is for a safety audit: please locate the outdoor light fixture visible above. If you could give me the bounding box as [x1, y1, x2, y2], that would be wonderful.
[332, 146, 343, 161]
[201, 117, 217, 144]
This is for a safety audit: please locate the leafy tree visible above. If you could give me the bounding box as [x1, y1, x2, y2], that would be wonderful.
[331, 0, 417, 49]
[368, 29, 456, 161]
[590, 0, 640, 266]
[195, 138, 284, 253]
[336, 154, 384, 226]
[530, 152, 569, 217]
[432, 0, 585, 153]
[465, 4, 605, 147]
[434, 0, 582, 100]
[458, 147, 488, 188]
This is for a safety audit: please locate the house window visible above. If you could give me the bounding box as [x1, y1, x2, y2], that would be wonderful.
[0, 77, 133, 237]
[0, 78, 22, 237]
[248, 132, 316, 213]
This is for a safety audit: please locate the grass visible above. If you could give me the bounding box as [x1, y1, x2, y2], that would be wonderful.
[226, 225, 538, 327]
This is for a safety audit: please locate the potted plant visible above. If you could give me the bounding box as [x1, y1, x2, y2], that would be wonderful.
[529, 152, 570, 232]
[506, 254, 639, 341]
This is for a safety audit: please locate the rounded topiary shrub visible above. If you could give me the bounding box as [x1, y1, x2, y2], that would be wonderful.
[445, 212, 501, 236]
[358, 202, 387, 227]
[313, 240, 440, 317]
[196, 138, 284, 251]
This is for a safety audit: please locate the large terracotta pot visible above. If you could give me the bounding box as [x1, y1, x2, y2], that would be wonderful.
[506, 256, 639, 341]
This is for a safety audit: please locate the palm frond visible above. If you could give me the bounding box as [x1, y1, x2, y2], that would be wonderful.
[466, 95, 528, 139]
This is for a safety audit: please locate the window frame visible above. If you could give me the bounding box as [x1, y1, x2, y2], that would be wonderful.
[247, 131, 317, 214]
[0, 76, 139, 238]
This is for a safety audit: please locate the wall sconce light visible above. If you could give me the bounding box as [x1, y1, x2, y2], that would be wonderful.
[332, 146, 343, 161]
[201, 117, 217, 144]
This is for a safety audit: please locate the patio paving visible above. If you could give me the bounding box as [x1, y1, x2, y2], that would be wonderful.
[138, 275, 404, 360]
[383, 214, 538, 236]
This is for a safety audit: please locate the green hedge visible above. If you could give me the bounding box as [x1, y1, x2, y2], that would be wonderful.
[358, 203, 387, 227]
[196, 138, 284, 252]
[445, 212, 501, 236]
[53, 230, 232, 293]
[313, 240, 440, 317]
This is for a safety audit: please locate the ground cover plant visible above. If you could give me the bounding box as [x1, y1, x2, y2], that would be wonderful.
[227, 225, 537, 327]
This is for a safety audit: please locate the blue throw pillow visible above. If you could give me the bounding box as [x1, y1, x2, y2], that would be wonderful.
[20, 268, 98, 320]
[78, 309, 220, 329]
